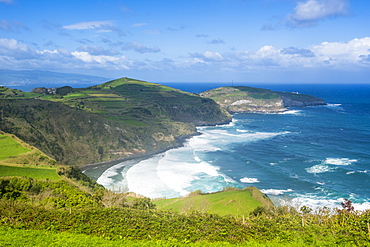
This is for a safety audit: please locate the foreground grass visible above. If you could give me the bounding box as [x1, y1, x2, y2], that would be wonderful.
[0, 227, 341, 247]
[2, 199, 370, 246]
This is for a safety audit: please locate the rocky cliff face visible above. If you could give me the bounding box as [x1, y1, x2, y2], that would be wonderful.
[200, 86, 326, 113]
[279, 93, 326, 107]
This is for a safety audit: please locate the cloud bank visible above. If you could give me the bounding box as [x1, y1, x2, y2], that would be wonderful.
[288, 0, 349, 27]
[1, 36, 370, 81]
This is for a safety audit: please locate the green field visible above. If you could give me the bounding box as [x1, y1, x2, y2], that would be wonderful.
[0, 134, 31, 160]
[0, 165, 60, 180]
[0, 132, 60, 180]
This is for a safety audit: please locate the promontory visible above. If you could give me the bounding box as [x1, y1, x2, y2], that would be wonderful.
[199, 86, 326, 113]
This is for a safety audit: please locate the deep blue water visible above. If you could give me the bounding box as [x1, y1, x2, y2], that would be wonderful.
[82, 83, 370, 210]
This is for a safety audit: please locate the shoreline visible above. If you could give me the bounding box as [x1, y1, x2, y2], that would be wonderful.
[79, 132, 201, 172]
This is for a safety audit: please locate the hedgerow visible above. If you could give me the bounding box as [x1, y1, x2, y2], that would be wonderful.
[1, 199, 370, 245]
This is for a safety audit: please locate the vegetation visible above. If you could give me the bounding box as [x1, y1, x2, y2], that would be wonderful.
[154, 187, 273, 216]
[0, 131, 60, 180]
[0, 165, 60, 181]
[1, 197, 370, 246]
[0, 130, 369, 246]
[0, 133, 31, 159]
[0, 131, 57, 166]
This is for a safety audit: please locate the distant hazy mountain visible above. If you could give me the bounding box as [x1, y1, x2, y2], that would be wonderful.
[0, 69, 110, 86]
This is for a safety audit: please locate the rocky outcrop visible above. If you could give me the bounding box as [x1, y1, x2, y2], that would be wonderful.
[279, 93, 326, 107]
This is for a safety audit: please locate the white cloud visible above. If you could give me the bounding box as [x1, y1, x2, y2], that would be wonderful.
[0, 38, 36, 59]
[204, 51, 223, 61]
[0, 38, 133, 71]
[184, 37, 370, 71]
[311, 37, 370, 66]
[71, 51, 133, 70]
[122, 42, 160, 54]
[62, 20, 125, 36]
[77, 45, 119, 56]
[288, 0, 349, 27]
[62, 21, 116, 30]
[1, 37, 370, 78]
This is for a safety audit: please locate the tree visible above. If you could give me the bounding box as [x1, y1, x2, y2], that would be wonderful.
[55, 86, 73, 96]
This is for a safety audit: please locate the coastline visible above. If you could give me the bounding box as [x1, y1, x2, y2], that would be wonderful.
[79, 132, 201, 172]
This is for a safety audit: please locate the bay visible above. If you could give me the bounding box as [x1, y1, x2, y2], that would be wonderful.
[82, 83, 370, 210]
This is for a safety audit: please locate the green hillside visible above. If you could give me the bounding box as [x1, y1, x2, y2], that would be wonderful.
[0, 131, 60, 181]
[154, 187, 274, 216]
[0, 78, 230, 166]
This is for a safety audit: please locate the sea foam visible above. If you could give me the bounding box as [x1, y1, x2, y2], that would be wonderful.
[306, 164, 334, 174]
[261, 189, 293, 195]
[325, 158, 357, 166]
[240, 177, 260, 183]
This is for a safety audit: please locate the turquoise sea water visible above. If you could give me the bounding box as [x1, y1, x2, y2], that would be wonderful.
[82, 83, 370, 210]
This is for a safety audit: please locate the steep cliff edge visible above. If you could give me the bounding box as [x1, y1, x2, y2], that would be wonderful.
[199, 86, 326, 113]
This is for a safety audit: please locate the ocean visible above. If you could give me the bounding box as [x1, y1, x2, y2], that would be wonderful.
[80, 83, 370, 210]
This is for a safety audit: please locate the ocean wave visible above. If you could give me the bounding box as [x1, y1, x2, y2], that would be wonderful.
[325, 158, 357, 166]
[240, 177, 260, 183]
[125, 146, 238, 199]
[278, 110, 303, 115]
[325, 103, 345, 112]
[236, 129, 250, 133]
[326, 103, 342, 107]
[306, 164, 334, 174]
[96, 163, 125, 187]
[287, 195, 370, 211]
[261, 189, 293, 195]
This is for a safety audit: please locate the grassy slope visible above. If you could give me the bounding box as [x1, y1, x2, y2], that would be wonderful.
[0, 165, 60, 181]
[0, 131, 60, 180]
[154, 187, 274, 217]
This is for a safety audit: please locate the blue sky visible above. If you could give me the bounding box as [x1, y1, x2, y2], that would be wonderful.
[1, 0, 370, 83]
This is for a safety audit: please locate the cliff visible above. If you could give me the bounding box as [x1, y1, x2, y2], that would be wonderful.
[199, 86, 326, 113]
